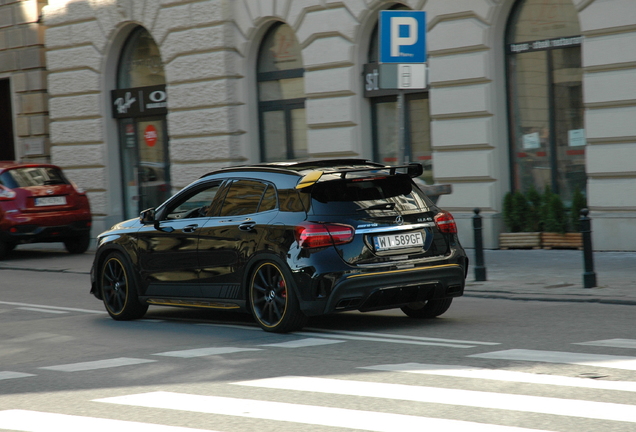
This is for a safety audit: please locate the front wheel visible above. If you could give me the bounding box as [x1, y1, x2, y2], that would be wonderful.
[401, 298, 453, 319]
[99, 252, 148, 320]
[248, 261, 307, 333]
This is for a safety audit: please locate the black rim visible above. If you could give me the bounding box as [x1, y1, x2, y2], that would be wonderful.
[251, 263, 288, 327]
[102, 258, 128, 314]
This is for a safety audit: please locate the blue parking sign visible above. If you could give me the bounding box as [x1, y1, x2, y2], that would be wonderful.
[379, 10, 426, 64]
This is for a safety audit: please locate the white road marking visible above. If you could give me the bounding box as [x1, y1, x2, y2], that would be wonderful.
[39, 357, 156, 372]
[0, 301, 105, 314]
[359, 362, 636, 392]
[95, 391, 550, 432]
[0, 410, 214, 432]
[259, 338, 345, 348]
[152, 347, 262, 358]
[469, 349, 636, 371]
[0, 371, 36, 380]
[234, 375, 636, 423]
[17, 307, 68, 314]
[573, 339, 636, 349]
[293, 331, 477, 348]
[304, 328, 500, 345]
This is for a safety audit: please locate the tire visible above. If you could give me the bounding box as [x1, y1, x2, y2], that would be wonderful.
[401, 298, 453, 319]
[248, 261, 308, 333]
[0, 241, 10, 260]
[99, 252, 148, 320]
[64, 234, 90, 254]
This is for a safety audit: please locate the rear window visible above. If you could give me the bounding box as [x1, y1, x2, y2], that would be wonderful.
[309, 175, 434, 215]
[0, 167, 68, 188]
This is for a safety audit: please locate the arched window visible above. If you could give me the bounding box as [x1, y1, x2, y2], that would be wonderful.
[257, 23, 307, 162]
[115, 27, 170, 219]
[506, 0, 585, 203]
[364, 4, 433, 184]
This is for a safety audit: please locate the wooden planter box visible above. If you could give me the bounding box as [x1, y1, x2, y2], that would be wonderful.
[499, 232, 542, 249]
[541, 232, 583, 250]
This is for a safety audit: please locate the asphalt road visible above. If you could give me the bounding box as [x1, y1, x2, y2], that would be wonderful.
[0, 265, 635, 432]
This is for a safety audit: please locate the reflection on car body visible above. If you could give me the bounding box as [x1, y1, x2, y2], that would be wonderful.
[90, 159, 468, 332]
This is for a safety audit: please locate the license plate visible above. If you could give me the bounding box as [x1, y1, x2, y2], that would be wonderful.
[374, 231, 424, 251]
[35, 196, 67, 206]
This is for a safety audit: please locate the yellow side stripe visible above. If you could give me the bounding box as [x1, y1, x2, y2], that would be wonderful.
[346, 264, 461, 279]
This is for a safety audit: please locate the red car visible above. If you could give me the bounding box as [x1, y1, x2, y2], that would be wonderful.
[0, 162, 92, 258]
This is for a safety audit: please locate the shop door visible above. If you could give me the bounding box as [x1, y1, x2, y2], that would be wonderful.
[119, 117, 170, 219]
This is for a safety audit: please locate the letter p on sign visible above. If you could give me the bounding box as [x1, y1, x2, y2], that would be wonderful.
[391, 17, 418, 57]
[380, 10, 426, 64]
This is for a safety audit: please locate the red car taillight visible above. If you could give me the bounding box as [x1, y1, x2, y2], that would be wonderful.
[295, 223, 355, 249]
[0, 186, 16, 200]
[434, 211, 457, 234]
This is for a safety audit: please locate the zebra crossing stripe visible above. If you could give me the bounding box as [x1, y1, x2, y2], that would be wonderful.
[469, 349, 636, 371]
[233, 376, 636, 423]
[95, 391, 549, 432]
[0, 410, 215, 432]
[0, 371, 35, 380]
[39, 357, 156, 372]
[573, 339, 636, 349]
[259, 338, 345, 348]
[359, 363, 636, 392]
[153, 347, 262, 358]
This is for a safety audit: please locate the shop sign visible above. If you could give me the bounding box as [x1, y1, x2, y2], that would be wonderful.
[509, 36, 583, 54]
[363, 64, 423, 98]
[111, 85, 167, 118]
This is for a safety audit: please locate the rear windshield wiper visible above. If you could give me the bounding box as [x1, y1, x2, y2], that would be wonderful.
[356, 203, 396, 211]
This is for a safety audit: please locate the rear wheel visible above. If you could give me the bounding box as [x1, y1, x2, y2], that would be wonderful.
[99, 252, 148, 320]
[64, 234, 90, 254]
[249, 261, 307, 333]
[0, 241, 11, 260]
[401, 298, 453, 319]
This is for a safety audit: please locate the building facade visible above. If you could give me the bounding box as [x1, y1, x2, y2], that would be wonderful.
[13, 0, 634, 250]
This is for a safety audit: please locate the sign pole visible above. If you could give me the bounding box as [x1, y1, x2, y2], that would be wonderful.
[397, 90, 406, 164]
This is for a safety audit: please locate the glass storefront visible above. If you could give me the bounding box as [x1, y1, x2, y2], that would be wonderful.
[113, 27, 170, 219]
[507, 0, 585, 203]
[257, 23, 307, 162]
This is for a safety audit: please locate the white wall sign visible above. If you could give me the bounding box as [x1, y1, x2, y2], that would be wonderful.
[522, 132, 540, 149]
[568, 129, 586, 147]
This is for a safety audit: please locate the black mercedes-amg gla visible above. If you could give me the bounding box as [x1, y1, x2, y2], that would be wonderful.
[91, 159, 468, 332]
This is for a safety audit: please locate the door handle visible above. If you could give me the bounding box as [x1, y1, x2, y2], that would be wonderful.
[183, 224, 199, 233]
[239, 221, 257, 231]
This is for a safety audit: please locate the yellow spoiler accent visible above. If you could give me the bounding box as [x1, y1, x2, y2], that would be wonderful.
[296, 170, 323, 189]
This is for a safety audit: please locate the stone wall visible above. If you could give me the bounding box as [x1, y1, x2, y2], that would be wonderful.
[0, 0, 48, 160]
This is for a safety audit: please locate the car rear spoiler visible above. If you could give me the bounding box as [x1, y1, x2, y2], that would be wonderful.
[295, 163, 424, 189]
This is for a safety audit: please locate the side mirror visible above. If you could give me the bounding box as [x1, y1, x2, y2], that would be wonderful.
[139, 208, 156, 224]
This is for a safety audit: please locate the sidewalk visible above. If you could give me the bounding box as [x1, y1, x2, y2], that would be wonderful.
[465, 249, 636, 306]
[1, 243, 635, 306]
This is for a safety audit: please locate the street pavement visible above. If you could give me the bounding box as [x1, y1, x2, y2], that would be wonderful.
[2, 242, 635, 306]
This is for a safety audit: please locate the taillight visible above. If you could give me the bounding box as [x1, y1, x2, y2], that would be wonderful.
[434, 211, 457, 234]
[71, 181, 86, 194]
[295, 223, 354, 248]
[0, 186, 16, 200]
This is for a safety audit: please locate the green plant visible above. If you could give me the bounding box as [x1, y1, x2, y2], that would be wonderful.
[525, 186, 542, 232]
[569, 188, 587, 232]
[502, 192, 515, 232]
[543, 192, 567, 234]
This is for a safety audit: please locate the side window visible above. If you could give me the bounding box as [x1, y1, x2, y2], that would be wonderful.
[219, 180, 276, 216]
[259, 184, 277, 212]
[164, 183, 221, 220]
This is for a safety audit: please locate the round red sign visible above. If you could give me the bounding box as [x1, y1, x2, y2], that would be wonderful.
[144, 125, 158, 147]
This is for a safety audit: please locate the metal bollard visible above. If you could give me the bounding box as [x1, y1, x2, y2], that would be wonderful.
[472, 208, 487, 281]
[580, 208, 597, 288]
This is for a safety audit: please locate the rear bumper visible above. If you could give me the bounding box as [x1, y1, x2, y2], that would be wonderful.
[0, 219, 91, 244]
[332, 263, 465, 312]
[297, 260, 466, 316]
